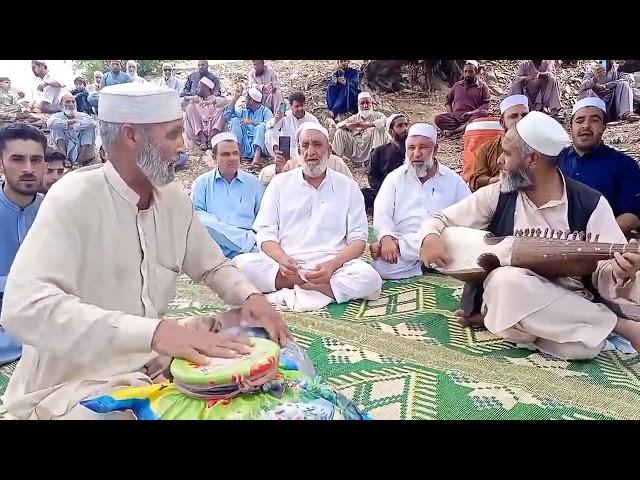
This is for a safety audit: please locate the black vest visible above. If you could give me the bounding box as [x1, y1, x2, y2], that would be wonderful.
[460, 177, 602, 315]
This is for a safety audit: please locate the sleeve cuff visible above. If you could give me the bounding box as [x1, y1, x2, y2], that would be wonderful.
[347, 233, 368, 244]
[256, 233, 279, 250]
[114, 315, 162, 354]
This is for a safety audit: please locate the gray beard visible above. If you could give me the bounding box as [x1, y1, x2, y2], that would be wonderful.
[500, 167, 533, 193]
[137, 138, 174, 186]
[405, 155, 434, 178]
[302, 155, 329, 178]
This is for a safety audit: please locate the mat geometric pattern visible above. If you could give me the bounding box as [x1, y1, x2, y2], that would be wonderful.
[3, 274, 640, 420]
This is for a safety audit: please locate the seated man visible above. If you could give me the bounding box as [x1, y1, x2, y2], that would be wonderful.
[559, 97, 640, 236]
[40, 148, 66, 194]
[86, 71, 103, 93]
[469, 94, 529, 191]
[420, 111, 640, 359]
[0, 124, 46, 366]
[191, 132, 265, 259]
[371, 123, 471, 280]
[332, 92, 387, 165]
[31, 60, 64, 114]
[234, 123, 382, 309]
[184, 77, 228, 149]
[158, 63, 183, 93]
[250, 60, 284, 114]
[224, 85, 274, 165]
[1, 83, 287, 420]
[260, 122, 354, 185]
[326, 60, 360, 118]
[47, 93, 96, 167]
[508, 60, 562, 118]
[181, 60, 221, 98]
[579, 60, 640, 122]
[0, 77, 22, 116]
[361, 113, 408, 211]
[434, 60, 490, 137]
[264, 91, 319, 159]
[126, 60, 146, 84]
[70, 77, 94, 115]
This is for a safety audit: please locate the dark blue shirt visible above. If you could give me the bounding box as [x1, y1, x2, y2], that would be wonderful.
[558, 143, 640, 218]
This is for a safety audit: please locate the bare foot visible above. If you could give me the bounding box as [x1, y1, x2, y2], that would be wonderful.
[454, 309, 485, 328]
[370, 242, 381, 260]
[613, 318, 640, 352]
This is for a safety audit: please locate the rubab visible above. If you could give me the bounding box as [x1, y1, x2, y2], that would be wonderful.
[421, 226, 639, 283]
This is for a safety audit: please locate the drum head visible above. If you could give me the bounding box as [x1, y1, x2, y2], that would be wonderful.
[170, 338, 280, 386]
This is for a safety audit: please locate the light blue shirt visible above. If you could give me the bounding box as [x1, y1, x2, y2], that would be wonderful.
[190, 169, 265, 258]
[224, 104, 274, 127]
[0, 183, 43, 364]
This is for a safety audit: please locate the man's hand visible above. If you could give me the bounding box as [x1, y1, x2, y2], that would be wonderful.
[263, 83, 273, 95]
[278, 255, 301, 277]
[304, 259, 339, 285]
[274, 111, 283, 124]
[17, 90, 25, 99]
[151, 320, 254, 365]
[37, 83, 45, 92]
[420, 233, 452, 268]
[241, 118, 254, 126]
[67, 118, 79, 128]
[370, 242, 381, 260]
[595, 67, 607, 81]
[273, 149, 287, 172]
[234, 84, 244, 96]
[243, 293, 291, 346]
[612, 239, 640, 283]
[380, 236, 400, 264]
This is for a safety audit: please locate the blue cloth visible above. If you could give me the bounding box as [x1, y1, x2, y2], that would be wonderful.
[191, 169, 265, 258]
[0, 184, 43, 365]
[102, 71, 131, 87]
[558, 144, 640, 218]
[326, 67, 360, 116]
[224, 105, 273, 158]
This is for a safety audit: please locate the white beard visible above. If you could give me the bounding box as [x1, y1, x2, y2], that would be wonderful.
[500, 167, 533, 193]
[137, 135, 175, 186]
[359, 109, 374, 120]
[405, 153, 434, 178]
[302, 154, 329, 178]
[64, 108, 76, 117]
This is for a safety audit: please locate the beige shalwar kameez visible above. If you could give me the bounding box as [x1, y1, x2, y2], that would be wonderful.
[332, 112, 387, 164]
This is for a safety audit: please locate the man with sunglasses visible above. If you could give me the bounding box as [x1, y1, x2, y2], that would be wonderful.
[158, 63, 183, 93]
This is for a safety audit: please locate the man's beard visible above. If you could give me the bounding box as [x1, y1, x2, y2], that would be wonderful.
[465, 76, 476, 85]
[137, 135, 175, 186]
[405, 153, 434, 178]
[500, 166, 533, 193]
[359, 108, 374, 120]
[64, 108, 76, 116]
[393, 132, 407, 146]
[302, 153, 329, 178]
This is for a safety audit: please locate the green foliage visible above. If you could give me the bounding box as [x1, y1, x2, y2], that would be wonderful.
[72, 60, 173, 79]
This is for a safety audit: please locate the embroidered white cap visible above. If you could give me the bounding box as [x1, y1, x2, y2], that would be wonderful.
[515, 111, 570, 156]
[98, 83, 182, 124]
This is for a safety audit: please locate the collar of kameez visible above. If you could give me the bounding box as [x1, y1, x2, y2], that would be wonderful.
[297, 165, 335, 192]
[521, 169, 569, 210]
[213, 168, 243, 184]
[103, 161, 141, 206]
[0, 182, 40, 212]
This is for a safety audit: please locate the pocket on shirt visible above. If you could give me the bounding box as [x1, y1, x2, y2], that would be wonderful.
[150, 264, 179, 312]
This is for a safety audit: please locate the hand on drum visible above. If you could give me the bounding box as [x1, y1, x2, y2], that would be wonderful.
[152, 319, 254, 365]
[243, 293, 292, 347]
[421, 233, 452, 268]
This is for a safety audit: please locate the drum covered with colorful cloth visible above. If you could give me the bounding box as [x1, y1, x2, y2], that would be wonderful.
[81, 318, 369, 420]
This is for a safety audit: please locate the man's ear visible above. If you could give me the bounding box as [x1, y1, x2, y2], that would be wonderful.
[120, 124, 143, 149]
[433, 143, 439, 156]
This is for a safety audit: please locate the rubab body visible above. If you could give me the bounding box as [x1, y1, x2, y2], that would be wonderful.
[421, 226, 639, 283]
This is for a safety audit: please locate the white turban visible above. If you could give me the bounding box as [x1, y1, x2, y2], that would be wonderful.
[358, 92, 372, 102]
[296, 122, 329, 142]
[572, 97, 607, 116]
[211, 132, 238, 150]
[385, 113, 405, 131]
[98, 83, 182, 124]
[248, 87, 263, 102]
[515, 111, 570, 156]
[199, 77, 215, 90]
[407, 123, 437, 142]
[465, 60, 479, 69]
[499, 94, 529, 114]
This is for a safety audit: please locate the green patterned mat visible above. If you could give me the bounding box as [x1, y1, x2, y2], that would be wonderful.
[3, 273, 639, 420]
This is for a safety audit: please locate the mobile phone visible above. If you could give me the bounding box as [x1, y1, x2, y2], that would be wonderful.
[278, 100, 287, 114]
[278, 135, 291, 160]
[599, 60, 607, 69]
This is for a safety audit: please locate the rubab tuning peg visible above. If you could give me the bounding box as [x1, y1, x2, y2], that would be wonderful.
[535, 228, 542, 237]
[586, 232, 592, 242]
[543, 227, 549, 238]
[594, 234, 600, 242]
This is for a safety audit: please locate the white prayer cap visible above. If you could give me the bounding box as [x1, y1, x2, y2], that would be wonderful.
[98, 83, 182, 124]
[162, 63, 172, 70]
[386, 113, 405, 131]
[515, 111, 570, 156]
[465, 60, 479, 69]
[358, 92, 372, 102]
[199, 77, 215, 90]
[211, 132, 238, 150]
[248, 87, 263, 102]
[407, 123, 437, 142]
[500, 94, 529, 114]
[127, 60, 137, 67]
[296, 122, 330, 142]
[572, 97, 606, 116]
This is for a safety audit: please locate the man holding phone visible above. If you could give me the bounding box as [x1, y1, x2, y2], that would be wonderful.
[579, 60, 639, 122]
[508, 60, 562, 119]
[264, 92, 319, 159]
